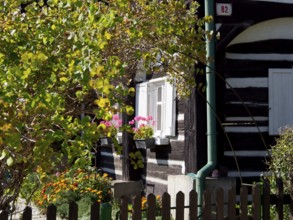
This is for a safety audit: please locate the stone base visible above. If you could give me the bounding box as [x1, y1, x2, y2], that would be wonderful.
[205, 177, 236, 216]
[168, 175, 195, 220]
[167, 175, 236, 220]
[111, 180, 143, 200]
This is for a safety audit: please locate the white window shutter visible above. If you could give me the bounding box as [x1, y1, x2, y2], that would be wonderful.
[269, 69, 293, 135]
[147, 83, 156, 127]
[164, 81, 176, 136]
[135, 82, 148, 118]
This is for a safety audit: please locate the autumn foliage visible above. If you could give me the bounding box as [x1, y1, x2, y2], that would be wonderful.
[0, 0, 207, 209]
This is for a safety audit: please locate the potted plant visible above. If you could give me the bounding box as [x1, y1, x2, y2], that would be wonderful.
[129, 116, 156, 149]
[97, 114, 122, 146]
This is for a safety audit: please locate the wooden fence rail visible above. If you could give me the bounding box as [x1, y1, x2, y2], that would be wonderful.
[0, 178, 292, 219]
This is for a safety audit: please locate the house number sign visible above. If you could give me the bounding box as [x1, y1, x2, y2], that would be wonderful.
[216, 3, 232, 16]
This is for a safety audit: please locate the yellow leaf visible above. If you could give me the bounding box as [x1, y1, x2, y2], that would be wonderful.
[1, 123, 12, 132]
[68, 60, 75, 73]
[94, 98, 110, 108]
[90, 65, 104, 77]
[45, 93, 51, 102]
[125, 105, 134, 115]
[60, 77, 68, 82]
[95, 79, 104, 89]
[98, 41, 107, 49]
[103, 84, 114, 95]
[22, 68, 31, 79]
[89, 79, 94, 87]
[104, 31, 112, 40]
[36, 52, 48, 61]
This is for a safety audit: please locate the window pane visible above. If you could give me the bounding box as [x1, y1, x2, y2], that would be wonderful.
[148, 93, 151, 116]
[157, 104, 162, 131]
[158, 86, 162, 102]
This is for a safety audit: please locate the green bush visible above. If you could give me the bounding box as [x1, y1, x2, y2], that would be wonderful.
[266, 126, 293, 219]
[56, 197, 91, 220]
[267, 126, 293, 192]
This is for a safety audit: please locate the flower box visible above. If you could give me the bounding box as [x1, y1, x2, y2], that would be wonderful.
[129, 116, 155, 140]
[134, 138, 155, 149]
[99, 137, 113, 146]
[97, 115, 122, 145]
[116, 133, 123, 144]
[155, 137, 170, 145]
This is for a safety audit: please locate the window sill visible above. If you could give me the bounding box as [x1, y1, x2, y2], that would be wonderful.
[155, 137, 170, 145]
[117, 133, 123, 144]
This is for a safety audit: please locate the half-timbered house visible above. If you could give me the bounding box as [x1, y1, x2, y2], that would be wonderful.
[97, 0, 293, 195]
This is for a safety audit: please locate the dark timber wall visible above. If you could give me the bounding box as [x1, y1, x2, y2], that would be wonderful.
[216, 0, 293, 187]
[95, 146, 123, 180]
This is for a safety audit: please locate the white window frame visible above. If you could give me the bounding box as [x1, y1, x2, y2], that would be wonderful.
[269, 68, 293, 135]
[135, 77, 176, 143]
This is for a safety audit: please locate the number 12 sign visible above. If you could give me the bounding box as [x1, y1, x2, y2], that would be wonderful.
[216, 3, 232, 16]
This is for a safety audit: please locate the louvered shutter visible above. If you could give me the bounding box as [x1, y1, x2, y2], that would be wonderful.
[135, 82, 148, 118]
[164, 81, 176, 136]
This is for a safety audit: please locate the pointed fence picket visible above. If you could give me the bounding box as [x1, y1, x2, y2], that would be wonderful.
[0, 202, 102, 220]
[118, 179, 292, 220]
[120, 188, 243, 219]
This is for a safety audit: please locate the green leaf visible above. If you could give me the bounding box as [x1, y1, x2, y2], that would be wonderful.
[0, 150, 8, 160]
[0, 53, 4, 64]
[6, 157, 14, 167]
[42, 37, 47, 44]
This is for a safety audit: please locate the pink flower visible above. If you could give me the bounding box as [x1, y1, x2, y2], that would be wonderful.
[101, 121, 111, 127]
[146, 116, 153, 121]
[139, 123, 146, 127]
[112, 115, 119, 120]
[134, 116, 141, 121]
[130, 115, 155, 139]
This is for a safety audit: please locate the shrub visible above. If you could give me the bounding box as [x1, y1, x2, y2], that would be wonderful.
[37, 167, 112, 209]
[266, 126, 293, 219]
[141, 195, 162, 217]
[267, 126, 293, 192]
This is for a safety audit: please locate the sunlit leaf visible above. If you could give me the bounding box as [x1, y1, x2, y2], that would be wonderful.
[6, 157, 14, 167]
